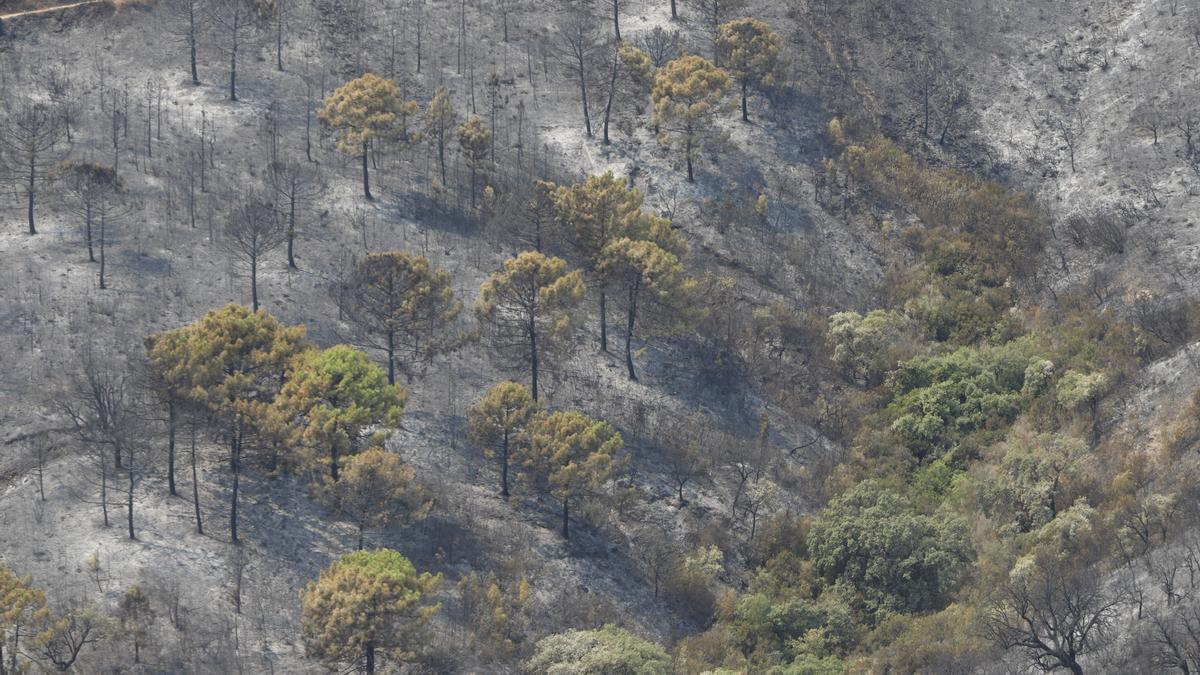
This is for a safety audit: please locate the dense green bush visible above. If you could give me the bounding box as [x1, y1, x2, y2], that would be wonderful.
[524, 625, 670, 674]
[806, 481, 973, 619]
[826, 310, 916, 385]
[885, 339, 1038, 461]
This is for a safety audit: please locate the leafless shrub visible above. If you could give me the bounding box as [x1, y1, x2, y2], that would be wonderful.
[1129, 290, 1199, 347]
[1065, 203, 1139, 255]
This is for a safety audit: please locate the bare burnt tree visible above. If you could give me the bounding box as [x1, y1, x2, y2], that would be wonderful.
[720, 429, 773, 520]
[553, 9, 605, 138]
[62, 348, 142, 539]
[986, 554, 1125, 675]
[272, 0, 287, 71]
[40, 597, 109, 672]
[1050, 101, 1086, 174]
[38, 57, 82, 144]
[688, 0, 746, 64]
[28, 433, 55, 502]
[600, 42, 621, 145]
[639, 26, 680, 68]
[221, 198, 288, 311]
[494, 0, 521, 42]
[1173, 98, 1200, 174]
[0, 99, 64, 235]
[630, 524, 679, 599]
[164, 0, 207, 85]
[660, 417, 710, 506]
[53, 161, 121, 265]
[1132, 99, 1164, 146]
[208, 0, 266, 102]
[903, 44, 943, 139]
[600, 0, 621, 41]
[269, 159, 324, 268]
[97, 83, 127, 172]
[53, 163, 131, 290]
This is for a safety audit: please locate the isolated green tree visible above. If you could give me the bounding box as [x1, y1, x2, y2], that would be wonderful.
[716, 18, 782, 121]
[326, 447, 432, 550]
[0, 562, 52, 674]
[598, 237, 694, 381]
[117, 586, 152, 664]
[53, 161, 121, 264]
[424, 87, 458, 187]
[337, 251, 462, 385]
[551, 173, 680, 351]
[475, 252, 585, 401]
[319, 73, 408, 200]
[301, 549, 441, 674]
[146, 305, 307, 543]
[275, 345, 407, 481]
[457, 116, 491, 209]
[652, 55, 730, 182]
[522, 410, 622, 539]
[468, 381, 538, 499]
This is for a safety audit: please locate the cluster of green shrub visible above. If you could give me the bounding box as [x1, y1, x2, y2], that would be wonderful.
[674, 121, 1200, 673]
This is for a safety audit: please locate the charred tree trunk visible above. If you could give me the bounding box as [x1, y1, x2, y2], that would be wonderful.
[85, 203, 95, 262]
[286, 192, 297, 268]
[249, 251, 258, 310]
[230, 426, 241, 544]
[386, 328, 396, 385]
[529, 307, 539, 401]
[167, 400, 177, 496]
[500, 429, 510, 499]
[602, 46, 619, 145]
[191, 422, 203, 534]
[126, 445, 135, 540]
[624, 280, 638, 380]
[27, 154, 36, 235]
[599, 291, 608, 351]
[361, 141, 373, 200]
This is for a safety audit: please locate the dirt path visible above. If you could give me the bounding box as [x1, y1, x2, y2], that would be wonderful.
[0, 0, 101, 20]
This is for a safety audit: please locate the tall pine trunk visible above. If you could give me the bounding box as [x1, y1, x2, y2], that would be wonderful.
[599, 291, 608, 351]
[361, 141, 373, 200]
[529, 308, 539, 401]
[624, 281, 638, 380]
[386, 329, 396, 385]
[500, 429, 510, 498]
[602, 47, 619, 145]
[191, 422, 203, 534]
[167, 401, 177, 496]
[126, 444, 135, 540]
[85, 204, 95, 262]
[287, 194, 297, 268]
[250, 253, 258, 311]
[228, 6, 240, 102]
[27, 156, 36, 235]
[230, 426, 241, 544]
[189, 13, 199, 85]
[98, 212, 107, 289]
[276, 3, 284, 71]
[100, 460, 110, 527]
[437, 136, 447, 185]
[578, 53, 592, 137]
